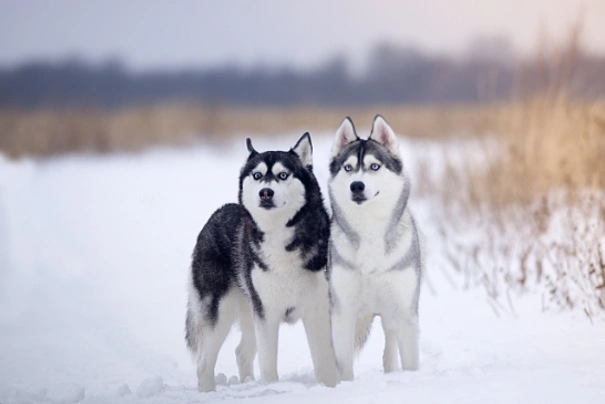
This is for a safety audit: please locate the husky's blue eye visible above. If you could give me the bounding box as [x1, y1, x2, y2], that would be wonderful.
[253, 172, 262, 180]
[344, 164, 353, 172]
[278, 172, 289, 180]
[370, 163, 380, 171]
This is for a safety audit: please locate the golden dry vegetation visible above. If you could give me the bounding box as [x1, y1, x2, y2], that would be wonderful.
[441, 96, 605, 207]
[0, 103, 492, 158]
[431, 93, 605, 318]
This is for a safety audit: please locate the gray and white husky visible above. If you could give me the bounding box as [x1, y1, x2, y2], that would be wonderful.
[186, 133, 338, 392]
[328, 115, 422, 381]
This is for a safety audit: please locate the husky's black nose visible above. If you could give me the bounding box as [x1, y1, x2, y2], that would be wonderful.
[350, 181, 365, 193]
[259, 188, 274, 201]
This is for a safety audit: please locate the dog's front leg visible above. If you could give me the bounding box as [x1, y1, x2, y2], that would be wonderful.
[302, 289, 339, 387]
[329, 266, 359, 381]
[331, 306, 356, 381]
[254, 313, 280, 383]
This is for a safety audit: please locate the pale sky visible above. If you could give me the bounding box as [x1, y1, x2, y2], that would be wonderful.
[0, 0, 603, 71]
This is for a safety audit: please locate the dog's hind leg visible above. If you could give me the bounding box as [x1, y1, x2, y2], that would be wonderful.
[196, 296, 237, 392]
[381, 319, 399, 373]
[397, 314, 419, 371]
[235, 295, 256, 382]
[354, 314, 374, 350]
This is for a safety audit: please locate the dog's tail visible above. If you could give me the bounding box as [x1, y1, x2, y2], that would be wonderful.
[185, 280, 205, 358]
[185, 305, 200, 356]
[355, 314, 374, 351]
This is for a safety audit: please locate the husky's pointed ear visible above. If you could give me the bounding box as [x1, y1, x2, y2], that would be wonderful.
[369, 115, 399, 155]
[246, 138, 258, 159]
[291, 132, 313, 168]
[332, 117, 359, 157]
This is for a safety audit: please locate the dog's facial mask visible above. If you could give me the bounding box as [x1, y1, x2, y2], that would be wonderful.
[240, 134, 311, 223]
[330, 116, 403, 206]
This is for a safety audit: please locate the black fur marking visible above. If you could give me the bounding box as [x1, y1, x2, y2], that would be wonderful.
[328, 283, 338, 311]
[329, 188, 360, 250]
[329, 138, 402, 177]
[284, 306, 296, 323]
[384, 176, 412, 254]
[262, 171, 276, 183]
[251, 251, 269, 271]
[410, 215, 422, 315]
[189, 203, 247, 326]
[386, 215, 422, 315]
[364, 140, 402, 174]
[240, 216, 266, 319]
[185, 309, 195, 352]
[387, 218, 420, 272]
[188, 136, 330, 340]
[330, 139, 362, 176]
[329, 242, 356, 270]
[246, 138, 257, 155]
[285, 201, 330, 271]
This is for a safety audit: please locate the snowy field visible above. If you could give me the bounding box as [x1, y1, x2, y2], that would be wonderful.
[1, 134, 604, 404]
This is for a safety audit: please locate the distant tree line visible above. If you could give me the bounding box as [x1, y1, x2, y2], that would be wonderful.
[1, 42, 604, 109]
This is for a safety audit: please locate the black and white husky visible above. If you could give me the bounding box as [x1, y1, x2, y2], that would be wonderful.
[328, 115, 422, 381]
[186, 133, 338, 392]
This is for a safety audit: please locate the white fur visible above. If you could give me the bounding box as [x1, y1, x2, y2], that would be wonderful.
[241, 158, 338, 387]
[329, 117, 420, 381]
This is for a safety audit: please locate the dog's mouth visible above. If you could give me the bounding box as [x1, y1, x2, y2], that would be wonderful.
[351, 194, 367, 205]
[259, 200, 275, 209]
[351, 191, 379, 205]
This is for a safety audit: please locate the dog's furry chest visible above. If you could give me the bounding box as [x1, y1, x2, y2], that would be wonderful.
[257, 230, 303, 273]
[331, 215, 413, 275]
[248, 226, 322, 311]
[329, 211, 420, 313]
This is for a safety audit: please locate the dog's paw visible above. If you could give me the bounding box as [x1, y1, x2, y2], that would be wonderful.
[197, 379, 216, 393]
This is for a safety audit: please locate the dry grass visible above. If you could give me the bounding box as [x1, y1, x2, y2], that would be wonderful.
[0, 104, 491, 159]
[467, 96, 605, 206]
[432, 94, 605, 318]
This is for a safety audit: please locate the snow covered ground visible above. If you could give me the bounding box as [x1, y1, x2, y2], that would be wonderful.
[1, 134, 604, 403]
